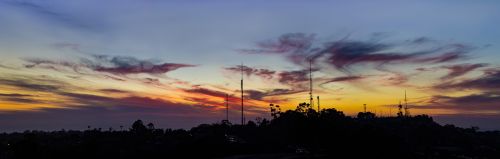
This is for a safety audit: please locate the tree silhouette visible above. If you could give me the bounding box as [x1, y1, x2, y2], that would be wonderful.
[357, 112, 376, 119]
[1, 103, 500, 159]
[320, 108, 345, 119]
[147, 123, 155, 130]
[295, 102, 311, 113]
[269, 103, 281, 119]
[131, 119, 147, 133]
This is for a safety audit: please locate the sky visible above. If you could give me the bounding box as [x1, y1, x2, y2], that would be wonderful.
[0, 0, 500, 132]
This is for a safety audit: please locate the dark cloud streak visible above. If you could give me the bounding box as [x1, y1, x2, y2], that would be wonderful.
[225, 65, 276, 79]
[184, 87, 229, 99]
[24, 55, 195, 75]
[440, 63, 488, 80]
[0, 78, 61, 92]
[421, 92, 500, 111]
[321, 75, 364, 85]
[242, 33, 473, 73]
[4, 1, 103, 31]
[277, 69, 310, 86]
[245, 88, 306, 101]
[0, 93, 40, 104]
[434, 69, 500, 91]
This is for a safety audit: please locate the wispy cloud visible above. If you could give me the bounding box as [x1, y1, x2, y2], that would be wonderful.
[241, 33, 474, 73]
[434, 69, 500, 91]
[0, 93, 32, 97]
[245, 88, 306, 101]
[98, 89, 130, 94]
[0, 74, 226, 129]
[240, 33, 315, 55]
[440, 63, 488, 80]
[4, 0, 104, 31]
[422, 92, 500, 111]
[184, 87, 229, 99]
[0, 93, 40, 104]
[0, 78, 62, 92]
[24, 55, 195, 75]
[225, 65, 276, 79]
[277, 69, 310, 86]
[92, 55, 195, 75]
[408, 37, 435, 45]
[321, 75, 364, 85]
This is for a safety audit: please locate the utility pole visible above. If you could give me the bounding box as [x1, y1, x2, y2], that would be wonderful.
[241, 63, 244, 125]
[364, 104, 367, 113]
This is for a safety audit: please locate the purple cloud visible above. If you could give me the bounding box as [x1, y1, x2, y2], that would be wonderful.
[321, 75, 364, 85]
[185, 88, 225, 97]
[0, 93, 39, 104]
[0, 78, 61, 92]
[24, 55, 195, 75]
[422, 92, 500, 111]
[440, 63, 488, 80]
[318, 41, 471, 72]
[91, 55, 195, 75]
[408, 37, 435, 44]
[434, 69, 500, 91]
[98, 89, 130, 93]
[225, 65, 276, 79]
[95, 63, 193, 75]
[277, 69, 310, 86]
[241, 33, 473, 72]
[245, 88, 306, 100]
[184, 87, 232, 100]
[0, 76, 257, 131]
[240, 33, 315, 54]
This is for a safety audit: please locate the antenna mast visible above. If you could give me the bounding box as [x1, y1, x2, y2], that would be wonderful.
[397, 101, 403, 117]
[317, 96, 320, 112]
[404, 90, 410, 117]
[309, 58, 314, 108]
[364, 104, 367, 113]
[225, 94, 229, 122]
[241, 63, 245, 125]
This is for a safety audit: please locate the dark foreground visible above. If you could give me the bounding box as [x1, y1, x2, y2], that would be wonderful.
[1, 106, 499, 159]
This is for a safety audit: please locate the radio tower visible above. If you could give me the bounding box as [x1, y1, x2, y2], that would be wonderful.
[309, 58, 314, 108]
[404, 90, 410, 117]
[241, 63, 245, 125]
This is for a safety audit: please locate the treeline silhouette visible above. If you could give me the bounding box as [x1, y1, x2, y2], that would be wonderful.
[1, 103, 499, 159]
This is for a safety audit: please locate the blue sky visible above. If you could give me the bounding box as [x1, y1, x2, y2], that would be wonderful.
[1, 0, 500, 131]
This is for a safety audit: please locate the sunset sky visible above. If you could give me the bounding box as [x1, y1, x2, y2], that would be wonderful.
[1, 0, 499, 131]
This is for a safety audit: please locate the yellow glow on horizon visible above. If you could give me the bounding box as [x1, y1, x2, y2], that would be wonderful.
[0, 56, 497, 118]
